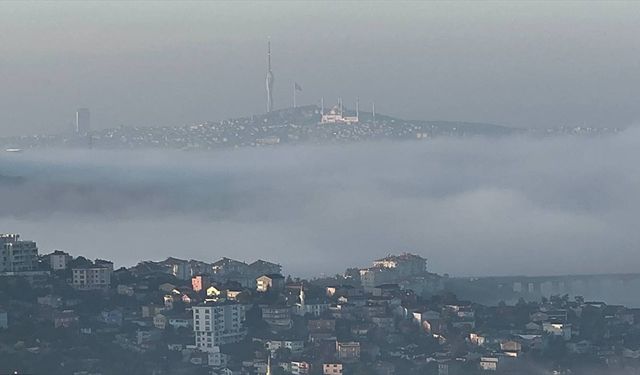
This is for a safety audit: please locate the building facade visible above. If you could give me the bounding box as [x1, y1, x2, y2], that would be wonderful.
[46, 250, 72, 271]
[0, 234, 38, 273]
[193, 301, 246, 352]
[72, 265, 112, 290]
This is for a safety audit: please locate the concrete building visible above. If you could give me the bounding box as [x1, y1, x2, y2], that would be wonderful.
[372, 253, 427, 276]
[336, 341, 360, 362]
[261, 305, 293, 331]
[323, 363, 343, 375]
[0, 234, 38, 273]
[45, 250, 72, 271]
[256, 273, 285, 292]
[76, 108, 90, 135]
[266, 339, 304, 355]
[192, 274, 211, 293]
[480, 357, 499, 371]
[290, 361, 310, 375]
[0, 310, 7, 329]
[72, 263, 112, 290]
[543, 322, 572, 340]
[192, 301, 246, 352]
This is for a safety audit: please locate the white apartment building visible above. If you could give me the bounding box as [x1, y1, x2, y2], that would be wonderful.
[72, 266, 111, 290]
[0, 234, 38, 273]
[193, 301, 246, 352]
[47, 250, 72, 271]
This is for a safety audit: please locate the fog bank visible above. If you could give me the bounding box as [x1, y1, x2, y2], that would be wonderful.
[1, 131, 639, 277]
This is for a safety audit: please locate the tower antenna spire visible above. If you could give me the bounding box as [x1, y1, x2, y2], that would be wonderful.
[372, 102, 376, 123]
[265, 39, 274, 112]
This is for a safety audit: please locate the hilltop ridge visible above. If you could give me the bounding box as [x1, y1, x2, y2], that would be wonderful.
[0, 105, 517, 150]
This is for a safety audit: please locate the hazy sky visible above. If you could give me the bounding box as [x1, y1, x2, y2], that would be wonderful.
[1, 1, 640, 135]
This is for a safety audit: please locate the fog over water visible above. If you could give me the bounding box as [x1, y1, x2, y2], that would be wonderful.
[1, 131, 638, 277]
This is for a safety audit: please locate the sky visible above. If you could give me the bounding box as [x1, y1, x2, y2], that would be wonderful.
[1, 130, 639, 278]
[1, 1, 640, 136]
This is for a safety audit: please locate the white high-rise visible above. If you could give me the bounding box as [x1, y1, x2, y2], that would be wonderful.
[193, 301, 246, 352]
[76, 108, 90, 135]
[0, 234, 38, 273]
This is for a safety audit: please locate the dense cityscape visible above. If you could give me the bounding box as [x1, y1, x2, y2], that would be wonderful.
[2, 2, 639, 375]
[1, 233, 639, 375]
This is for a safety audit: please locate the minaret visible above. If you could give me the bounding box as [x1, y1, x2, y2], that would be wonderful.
[299, 285, 305, 310]
[321, 97, 324, 116]
[266, 355, 272, 375]
[265, 40, 274, 113]
[356, 97, 359, 120]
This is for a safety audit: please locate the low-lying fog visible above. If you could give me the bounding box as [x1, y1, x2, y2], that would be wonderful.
[1, 130, 639, 278]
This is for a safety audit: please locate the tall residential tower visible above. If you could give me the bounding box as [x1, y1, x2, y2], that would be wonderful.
[76, 108, 90, 135]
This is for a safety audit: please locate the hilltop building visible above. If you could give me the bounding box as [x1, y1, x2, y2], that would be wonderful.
[44, 250, 73, 271]
[0, 234, 38, 273]
[72, 260, 112, 290]
[358, 252, 444, 294]
[321, 98, 359, 124]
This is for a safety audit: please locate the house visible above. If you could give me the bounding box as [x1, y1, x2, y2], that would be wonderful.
[256, 274, 285, 292]
[479, 357, 499, 371]
[266, 339, 305, 354]
[227, 289, 243, 300]
[543, 322, 572, 340]
[323, 363, 343, 375]
[207, 345, 229, 368]
[500, 340, 522, 357]
[45, 250, 72, 270]
[261, 305, 292, 331]
[290, 361, 310, 375]
[192, 274, 211, 292]
[207, 285, 224, 297]
[336, 341, 360, 362]
[469, 333, 486, 346]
